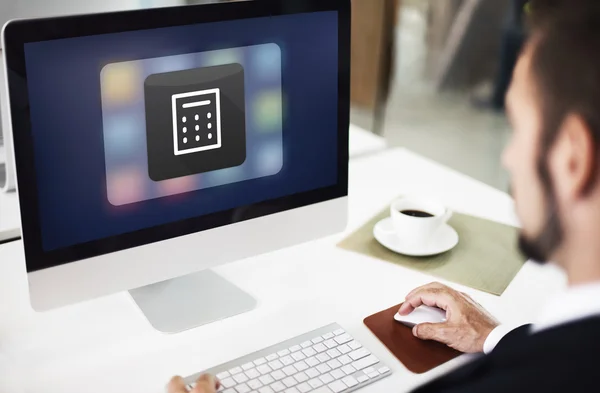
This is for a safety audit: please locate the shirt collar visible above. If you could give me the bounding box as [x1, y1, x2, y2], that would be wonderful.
[533, 281, 600, 333]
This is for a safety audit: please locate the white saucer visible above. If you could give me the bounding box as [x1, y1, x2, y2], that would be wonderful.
[373, 217, 459, 257]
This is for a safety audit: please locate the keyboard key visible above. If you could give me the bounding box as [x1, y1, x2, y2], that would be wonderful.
[282, 365, 297, 376]
[326, 349, 341, 358]
[338, 355, 352, 365]
[307, 367, 322, 378]
[245, 369, 261, 380]
[267, 354, 279, 361]
[306, 357, 320, 367]
[242, 362, 254, 371]
[352, 355, 379, 371]
[348, 341, 362, 350]
[257, 365, 273, 375]
[280, 356, 294, 366]
[319, 373, 334, 384]
[316, 353, 330, 363]
[367, 370, 379, 379]
[302, 348, 317, 357]
[338, 345, 351, 355]
[295, 360, 309, 371]
[283, 377, 298, 388]
[285, 388, 300, 393]
[272, 381, 286, 392]
[378, 366, 391, 374]
[328, 380, 347, 393]
[248, 379, 263, 390]
[259, 375, 275, 385]
[330, 369, 345, 380]
[223, 389, 235, 393]
[309, 378, 324, 388]
[289, 345, 302, 353]
[221, 378, 236, 388]
[363, 367, 375, 375]
[312, 337, 324, 344]
[278, 349, 291, 357]
[229, 367, 243, 375]
[322, 332, 335, 340]
[254, 357, 267, 366]
[327, 359, 342, 370]
[324, 339, 337, 349]
[349, 348, 370, 361]
[217, 371, 231, 380]
[294, 372, 309, 383]
[316, 364, 331, 374]
[269, 360, 284, 370]
[292, 352, 306, 361]
[341, 376, 358, 388]
[333, 329, 345, 336]
[235, 383, 251, 393]
[234, 373, 249, 384]
[312, 387, 334, 393]
[259, 387, 275, 393]
[334, 334, 352, 345]
[341, 365, 356, 375]
[297, 382, 311, 393]
[357, 375, 369, 383]
[271, 370, 286, 380]
[301, 341, 312, 349]
[313, 343, 328, 353]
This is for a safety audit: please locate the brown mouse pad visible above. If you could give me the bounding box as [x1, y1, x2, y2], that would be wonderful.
[364, 303, 461, 374]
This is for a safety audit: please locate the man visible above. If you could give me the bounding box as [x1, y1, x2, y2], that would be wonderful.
[170, 0, 600, 391]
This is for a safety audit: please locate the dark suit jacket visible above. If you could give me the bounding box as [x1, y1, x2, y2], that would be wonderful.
[412, 317, 600, 392]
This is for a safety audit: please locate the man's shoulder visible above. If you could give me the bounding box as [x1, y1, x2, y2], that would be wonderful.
[501, 316, 600, 347]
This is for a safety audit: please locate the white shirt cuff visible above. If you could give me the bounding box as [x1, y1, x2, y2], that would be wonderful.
[483, 324, 524, 354]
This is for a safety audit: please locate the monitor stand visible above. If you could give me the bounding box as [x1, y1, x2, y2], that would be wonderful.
[129, 270, 257, 333]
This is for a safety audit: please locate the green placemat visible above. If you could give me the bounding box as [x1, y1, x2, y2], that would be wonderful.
[338, 206, 526, 296]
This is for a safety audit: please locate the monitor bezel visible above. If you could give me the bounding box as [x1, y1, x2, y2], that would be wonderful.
[3, 0, 350, 273]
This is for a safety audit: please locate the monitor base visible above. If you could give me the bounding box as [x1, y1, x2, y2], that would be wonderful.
[129, 269, 257, 333]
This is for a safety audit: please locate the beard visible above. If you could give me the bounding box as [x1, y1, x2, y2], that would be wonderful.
[517, 153, 564, 264]
[518, 208, 563, 264]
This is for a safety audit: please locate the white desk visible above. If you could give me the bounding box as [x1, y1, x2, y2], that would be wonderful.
[0, 148, 566, 393]
[348, 124, 387, 158]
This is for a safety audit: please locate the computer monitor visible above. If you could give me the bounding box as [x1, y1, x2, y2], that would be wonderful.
[2, 0, 350, 332]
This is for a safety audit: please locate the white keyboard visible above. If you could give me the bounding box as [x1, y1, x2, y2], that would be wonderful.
[184, 323, 391, 393]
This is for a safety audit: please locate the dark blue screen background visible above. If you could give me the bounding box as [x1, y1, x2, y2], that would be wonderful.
[24, 11, 339, 251]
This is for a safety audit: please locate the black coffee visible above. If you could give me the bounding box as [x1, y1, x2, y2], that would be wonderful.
[400, 210, 434, 218]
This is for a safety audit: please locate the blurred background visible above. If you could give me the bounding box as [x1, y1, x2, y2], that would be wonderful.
[1, 0, 521, 193]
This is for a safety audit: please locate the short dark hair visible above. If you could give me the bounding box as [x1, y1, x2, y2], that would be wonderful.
[527, 0, 600, 167]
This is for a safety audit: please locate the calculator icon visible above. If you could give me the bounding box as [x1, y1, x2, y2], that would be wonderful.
[144, 63, 247, 182]
[172, 88, 222, 156]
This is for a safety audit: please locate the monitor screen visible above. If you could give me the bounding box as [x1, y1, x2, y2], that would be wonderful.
[5, 1, 349, 272]
[25, 12, 339, 248]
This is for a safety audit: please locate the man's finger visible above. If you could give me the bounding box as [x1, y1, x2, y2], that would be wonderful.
[413, 322, 450, 343]
[404, 282, 447, 301]
[192, 374, 219, 393]
[167, 376, 188, 393]
[399, 288, 454, 315]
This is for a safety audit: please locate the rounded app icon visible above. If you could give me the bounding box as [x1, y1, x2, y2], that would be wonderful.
[144, 63, 247, 181]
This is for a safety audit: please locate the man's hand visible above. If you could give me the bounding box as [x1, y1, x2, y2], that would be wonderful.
[398, 282, 499, 353]
[167, 374, 219, 393]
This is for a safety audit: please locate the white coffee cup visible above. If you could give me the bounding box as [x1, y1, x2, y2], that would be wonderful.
[387, 196, 452, 247]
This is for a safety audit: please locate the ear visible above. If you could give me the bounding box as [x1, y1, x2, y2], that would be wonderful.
[551, 114, 596, 201]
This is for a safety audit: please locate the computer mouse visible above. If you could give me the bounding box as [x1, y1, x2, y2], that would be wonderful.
[394, 305, 447, 328]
